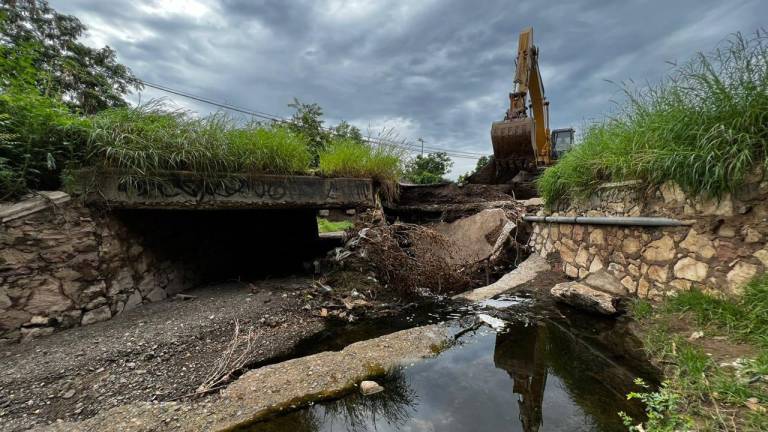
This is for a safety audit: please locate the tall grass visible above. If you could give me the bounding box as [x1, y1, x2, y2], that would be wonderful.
[318, 137, 404, 183]
[84, 102, 311, 180]
[539, 30, 768, 205]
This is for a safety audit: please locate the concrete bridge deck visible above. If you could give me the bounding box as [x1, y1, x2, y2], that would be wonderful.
[70, 169, 375, 210]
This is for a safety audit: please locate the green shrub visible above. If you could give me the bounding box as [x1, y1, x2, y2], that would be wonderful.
[539, 31, 768, 205]
[0, 43, 89, 199]
[318, 137, 403, 182]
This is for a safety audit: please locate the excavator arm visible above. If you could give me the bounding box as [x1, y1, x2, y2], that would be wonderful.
[492, 27, 552, 167]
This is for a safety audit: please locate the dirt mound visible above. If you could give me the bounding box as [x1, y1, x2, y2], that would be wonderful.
[395, 183, 514, 205]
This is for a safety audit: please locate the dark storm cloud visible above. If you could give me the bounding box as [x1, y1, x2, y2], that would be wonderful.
[53, 0, 768, 176]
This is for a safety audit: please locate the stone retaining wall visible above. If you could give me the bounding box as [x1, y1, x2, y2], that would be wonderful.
[529, 173, 768, 299]
[0, 197, 199, 343]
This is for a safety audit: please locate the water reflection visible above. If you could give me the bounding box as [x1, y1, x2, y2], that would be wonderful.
[245, 311, 651, 432]
[494, 323, 548, 432]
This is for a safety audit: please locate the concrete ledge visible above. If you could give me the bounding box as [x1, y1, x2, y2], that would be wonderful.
[0, 191, 70, 223]
[69, 169, 375, 210]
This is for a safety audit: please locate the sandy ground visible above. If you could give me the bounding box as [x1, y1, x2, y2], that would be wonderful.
[0, 278, 325, 432]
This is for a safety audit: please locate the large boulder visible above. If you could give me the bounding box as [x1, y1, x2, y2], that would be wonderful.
[550, 281, 622, 315]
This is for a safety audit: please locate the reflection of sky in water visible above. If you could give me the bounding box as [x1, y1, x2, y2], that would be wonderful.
[251, 322, 639, 432]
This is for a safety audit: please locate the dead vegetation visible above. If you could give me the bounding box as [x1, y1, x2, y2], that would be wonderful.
[197, 320, 260, 395]
[324, 207, 527, 298]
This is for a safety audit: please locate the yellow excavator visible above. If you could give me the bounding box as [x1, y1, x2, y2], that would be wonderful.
[469, 27, 574, 196]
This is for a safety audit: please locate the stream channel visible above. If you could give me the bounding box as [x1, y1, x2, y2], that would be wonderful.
[241, 292, 657, 432]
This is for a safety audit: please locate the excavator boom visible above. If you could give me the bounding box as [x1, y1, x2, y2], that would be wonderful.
[490, 27, 552, 168]
[469, 26, 573, 196]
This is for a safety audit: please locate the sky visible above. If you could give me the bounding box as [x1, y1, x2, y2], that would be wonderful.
[53, 0, 768, 178]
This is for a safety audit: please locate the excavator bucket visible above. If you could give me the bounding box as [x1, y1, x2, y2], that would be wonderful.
[490, 117, 534, 161]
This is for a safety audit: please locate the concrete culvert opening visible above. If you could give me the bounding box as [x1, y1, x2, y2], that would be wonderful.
[114, 208, 328, 282]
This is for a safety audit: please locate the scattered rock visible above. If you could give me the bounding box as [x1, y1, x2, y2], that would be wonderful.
[81, 306, 111, 326]
[477, 313, 507, 331]
[124, 290, 143, 312]
[359, 380, 384, 396]
[564, 263, 579, 278]
[61, 389, 76, 399]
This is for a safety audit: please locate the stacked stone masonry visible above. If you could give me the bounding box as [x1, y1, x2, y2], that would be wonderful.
[0, 200, 198, 343]
[529, 173, 768, 300]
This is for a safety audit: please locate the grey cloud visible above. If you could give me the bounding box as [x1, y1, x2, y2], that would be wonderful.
[54, 0, 768, 177]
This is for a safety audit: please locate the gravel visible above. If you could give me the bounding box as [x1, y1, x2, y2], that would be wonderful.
[0, 278, 325, 432]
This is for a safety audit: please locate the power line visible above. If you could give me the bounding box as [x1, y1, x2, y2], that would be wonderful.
[137, 79, 487, 160]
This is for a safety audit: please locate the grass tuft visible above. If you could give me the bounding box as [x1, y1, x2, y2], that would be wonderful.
[539, 30, 768, 205]
[318, 137, 404, 183]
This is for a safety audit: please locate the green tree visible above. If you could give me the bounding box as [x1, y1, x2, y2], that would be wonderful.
[287, 98, 330, 165]
[332, 120, 363, 143]
[404, 152, 453, 184]
[0, 0, 141, 114]
[0, 40, 87, 198]
[457, 155, 490, 184]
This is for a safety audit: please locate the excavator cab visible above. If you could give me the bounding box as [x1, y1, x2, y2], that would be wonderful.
[551, 128, 574, 159]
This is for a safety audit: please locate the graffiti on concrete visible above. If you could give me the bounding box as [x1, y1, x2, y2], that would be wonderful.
[115, 174, 371, 204]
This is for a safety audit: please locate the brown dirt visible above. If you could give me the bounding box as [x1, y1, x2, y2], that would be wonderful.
[395, 183, 514, 204]
[0, 278, 326, 432]
[661, 312, 758, 364]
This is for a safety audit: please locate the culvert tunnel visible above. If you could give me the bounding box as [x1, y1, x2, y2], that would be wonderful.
[113, 208, 331, 283]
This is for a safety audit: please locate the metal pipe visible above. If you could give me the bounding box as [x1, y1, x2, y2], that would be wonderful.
[523, 215, 692, 227]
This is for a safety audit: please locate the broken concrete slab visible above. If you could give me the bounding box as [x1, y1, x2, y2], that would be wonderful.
[583, 270, 629, 297]
[432, 208, 515, 266]
[550, 281, 621, 315]
[455, 254, 550, 302]
[0, 191, 70, 223]
[37, 324, 450, 432]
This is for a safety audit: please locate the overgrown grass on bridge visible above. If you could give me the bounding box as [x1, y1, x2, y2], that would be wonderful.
[538, 31, 768, 206]
[81, 102, 403, 185]
[86, 103, 312, 176]
[319, 137, 404, 183]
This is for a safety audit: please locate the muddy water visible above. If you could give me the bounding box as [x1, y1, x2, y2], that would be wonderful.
[245, 295, 656, 432]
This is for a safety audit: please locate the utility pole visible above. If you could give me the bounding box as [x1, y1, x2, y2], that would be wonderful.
[417, 138, 425, 156]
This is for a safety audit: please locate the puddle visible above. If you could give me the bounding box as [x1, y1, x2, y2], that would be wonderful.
[242, 295, 655, 432]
